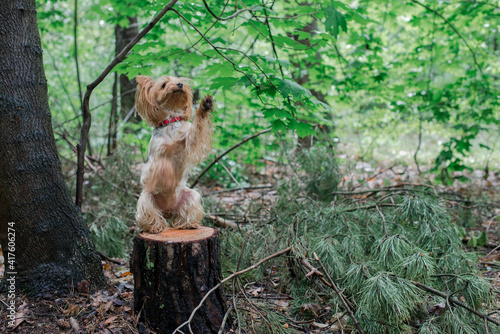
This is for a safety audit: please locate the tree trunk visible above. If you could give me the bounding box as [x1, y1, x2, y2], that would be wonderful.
[0, 0, 105, 293]
[289, 11, 333, 148]
[115, 17, 139, 120]
[131, 227, 229, 333]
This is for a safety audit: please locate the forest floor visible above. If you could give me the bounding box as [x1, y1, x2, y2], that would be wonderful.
[1, 162, 499, 333]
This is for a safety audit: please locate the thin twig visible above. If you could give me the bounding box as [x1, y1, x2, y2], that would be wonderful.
[203, 0, 257, 20]
[205, 185, 274, 196]
[313, 253, 365, 334]
[217, 304, 233, 334]
[205, 214, 238, 228]
[97, 251, 125, 265]
[57, 132, 98, 171]
[411, 0, 483, 77]
[412, 281, 500, 326]
[171, 8, 259, 89]
[190, 128, 271, 188]
[73, 0, 83, 110]
[43, 46, 79, 119]
[459, 0, 500, 10]
[218, 161, 248, 198]
[485, 244, 500, 257]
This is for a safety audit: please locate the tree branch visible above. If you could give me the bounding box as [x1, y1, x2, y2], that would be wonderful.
[170, 8, 259, 89]
[202, 0, 257, 20]
[190, 128, 271, 188]
[75, 0, 179, 208]
[411, 0, 484, 77]
[73, 0, 83, 111]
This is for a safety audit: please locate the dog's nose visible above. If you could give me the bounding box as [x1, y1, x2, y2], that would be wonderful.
[177, 83, 183, 89]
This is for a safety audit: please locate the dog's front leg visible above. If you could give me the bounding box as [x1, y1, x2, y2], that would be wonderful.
[187, 95, 214, 163]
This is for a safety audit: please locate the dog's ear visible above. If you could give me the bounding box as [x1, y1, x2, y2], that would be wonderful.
[137, 75, 154, 88]
[135, 75, 163, 127]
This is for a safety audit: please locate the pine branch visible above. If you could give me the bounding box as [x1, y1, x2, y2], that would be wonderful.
[412, 281, 500, 326]
[313, 253, 365, 334]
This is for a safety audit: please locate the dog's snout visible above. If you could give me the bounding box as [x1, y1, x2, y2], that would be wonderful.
[177, 83, 183, 89]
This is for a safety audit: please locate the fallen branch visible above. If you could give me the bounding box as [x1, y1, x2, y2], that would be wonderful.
[218, 161, 248, 198]
[300, 258, 323, 278]
[217, 304, 234, 334]
[76, 0, 179, 208]
[97, 251, 126, 265]
[412, 281, 500, 326]
[172, 247, 291, 334]
[190, 128, 271, 188]
[205, 214, 238, 228]
[205, 185, 274, 196]
[313, 253, 365, 334]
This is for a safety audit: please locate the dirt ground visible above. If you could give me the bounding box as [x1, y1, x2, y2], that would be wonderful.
[1, 163, 499, 333]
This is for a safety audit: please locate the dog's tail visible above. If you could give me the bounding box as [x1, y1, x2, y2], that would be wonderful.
[143, 158, 178, 194]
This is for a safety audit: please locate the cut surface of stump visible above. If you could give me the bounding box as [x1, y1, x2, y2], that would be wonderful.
[131, 226, 229, 334]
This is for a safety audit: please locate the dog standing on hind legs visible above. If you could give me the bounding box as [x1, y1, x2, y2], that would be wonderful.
[134, 75, 214, 233]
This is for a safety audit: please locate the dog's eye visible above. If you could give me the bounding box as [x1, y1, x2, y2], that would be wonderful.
[162, 83, 167, 89]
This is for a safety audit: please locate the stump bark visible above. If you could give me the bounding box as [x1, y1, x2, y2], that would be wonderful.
[131, 226, 229, 334]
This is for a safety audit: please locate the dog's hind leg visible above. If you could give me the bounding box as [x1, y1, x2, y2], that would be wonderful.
[171, 188, 204, 229]
[136, 191, 169, 233]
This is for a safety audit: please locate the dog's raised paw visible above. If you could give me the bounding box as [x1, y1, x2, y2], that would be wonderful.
[201, 95, 214, 113]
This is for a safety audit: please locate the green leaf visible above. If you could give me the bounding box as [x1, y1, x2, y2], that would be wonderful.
[289, 120, 315, 138]
[477, 231, 487, 247]
[205, 62, 234, 76]
[456, 226, 467, 239]
[262, 108, 293, 120]
[183, 53, 205, 66]
[324, 3, 347, 38]
[469, 236, 478, 248]
[278, 79, 312, 99]
[209, 77, 238, 90]
[271, 119, 287, 133]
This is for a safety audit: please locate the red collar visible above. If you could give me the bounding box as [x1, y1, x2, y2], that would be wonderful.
[157, 116, 183, 128]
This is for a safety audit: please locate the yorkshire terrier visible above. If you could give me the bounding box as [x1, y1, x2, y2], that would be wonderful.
[135, 75, 214, 233]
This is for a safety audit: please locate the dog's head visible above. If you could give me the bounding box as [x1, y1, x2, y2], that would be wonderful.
[135, 75, 193, 127]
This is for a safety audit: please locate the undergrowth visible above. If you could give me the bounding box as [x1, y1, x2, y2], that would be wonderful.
[219, 145, 498, 333]
[83, 146, 140, 258]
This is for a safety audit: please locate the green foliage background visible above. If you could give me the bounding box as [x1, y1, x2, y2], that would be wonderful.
[34, 0, 499, 331]
[38, 0, 499, 177]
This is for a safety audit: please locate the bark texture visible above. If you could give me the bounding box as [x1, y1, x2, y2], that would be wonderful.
[131, 227, 228, 334]
[115, 17, 139, 120]
[0, 0, 105, 293]
[289, 10, 333, 148]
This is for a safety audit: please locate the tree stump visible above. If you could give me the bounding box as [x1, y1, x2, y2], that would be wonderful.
[131, 226, 229, 334]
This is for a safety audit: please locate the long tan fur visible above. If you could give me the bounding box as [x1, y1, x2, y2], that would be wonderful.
[135, 75, 214, 232]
